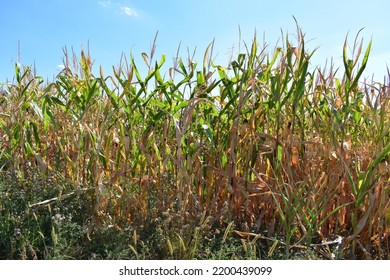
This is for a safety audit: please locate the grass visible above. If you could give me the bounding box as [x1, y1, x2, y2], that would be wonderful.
[0, 25, 389, 259]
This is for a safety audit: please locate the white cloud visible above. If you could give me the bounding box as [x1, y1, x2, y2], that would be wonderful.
[98, 0, 111, 8]
[121, 6, 138, 17]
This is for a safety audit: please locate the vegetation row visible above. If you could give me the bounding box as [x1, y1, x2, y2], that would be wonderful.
[0, 27, 389, 259]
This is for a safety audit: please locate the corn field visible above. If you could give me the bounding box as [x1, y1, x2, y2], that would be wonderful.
[1, 28, 389, 259]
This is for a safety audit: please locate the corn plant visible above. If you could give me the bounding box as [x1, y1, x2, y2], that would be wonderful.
[1, 26, 389, 259]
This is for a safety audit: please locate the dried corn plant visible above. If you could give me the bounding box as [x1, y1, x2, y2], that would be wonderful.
[1, 26, 389, 259]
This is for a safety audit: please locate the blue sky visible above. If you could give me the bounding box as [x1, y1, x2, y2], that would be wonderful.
[1, 0, 389, 84]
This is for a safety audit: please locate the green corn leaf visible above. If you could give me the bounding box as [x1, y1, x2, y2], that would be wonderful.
[350, 39, 372, 91]
[201, 123, 215, 148]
